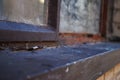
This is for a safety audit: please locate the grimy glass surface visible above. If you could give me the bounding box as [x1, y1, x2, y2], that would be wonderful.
[0, 0, 46, 25]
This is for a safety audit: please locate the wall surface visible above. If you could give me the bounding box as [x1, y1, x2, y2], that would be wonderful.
[112, 0, 120, 37]
[0, 0, 45, 25]
[97, 63, 120, 80]
[60, 0, 101, 34]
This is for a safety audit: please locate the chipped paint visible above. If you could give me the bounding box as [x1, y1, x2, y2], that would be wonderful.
[65, 67, 69, 73]
[0, 43, 120, 80]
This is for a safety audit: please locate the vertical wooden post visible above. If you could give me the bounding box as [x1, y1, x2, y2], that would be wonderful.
[47, 0, 61, 30]
[99, 0, 108, 37]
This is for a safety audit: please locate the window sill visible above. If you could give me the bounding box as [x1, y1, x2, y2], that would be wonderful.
[0, 21, 58, 41]
[0, 42, 120, 80]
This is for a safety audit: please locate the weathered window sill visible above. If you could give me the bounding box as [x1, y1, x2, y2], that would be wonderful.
[0, 21, 57, 41]
[0, 42, 120, 80]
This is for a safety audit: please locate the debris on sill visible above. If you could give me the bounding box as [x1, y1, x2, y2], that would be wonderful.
[0, 44, 59, 52]
[59, 33, 105, 45]
[11, 46, 43, 51]
[0, 41, 59, 52]
[0, 42, 104, 52]
[0, 47, 5, 50]
[27, 46, 43, 51]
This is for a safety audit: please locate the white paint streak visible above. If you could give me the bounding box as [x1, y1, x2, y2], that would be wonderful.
[65, 67, 69, 73]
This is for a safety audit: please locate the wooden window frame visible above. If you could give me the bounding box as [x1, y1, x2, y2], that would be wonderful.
[0, 0, 61, 42]
[99, 0, 108, 37]
[99, 0, 115, 37]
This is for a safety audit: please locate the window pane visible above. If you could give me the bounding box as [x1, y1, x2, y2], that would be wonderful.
[0, 0, 46, 26]
[0, 0, 4, 19]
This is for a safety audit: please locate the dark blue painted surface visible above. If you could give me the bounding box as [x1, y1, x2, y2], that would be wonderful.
[0, 21, 54, 32]
[0, 42, 120, 80]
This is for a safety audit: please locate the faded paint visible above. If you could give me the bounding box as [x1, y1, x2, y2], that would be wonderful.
[60, 0, 101, 34]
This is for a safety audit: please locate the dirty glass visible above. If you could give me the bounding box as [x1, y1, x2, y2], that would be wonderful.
[0, 0, 46, 26]
[60, 0, 101, 34]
